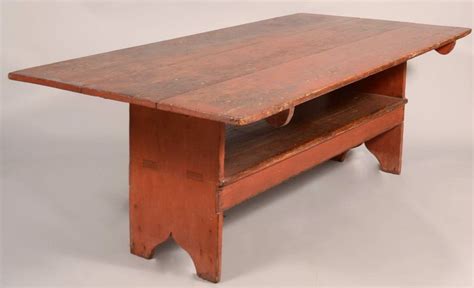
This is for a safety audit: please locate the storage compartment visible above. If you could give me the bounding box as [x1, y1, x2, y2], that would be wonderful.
[224, 89, 406, 183]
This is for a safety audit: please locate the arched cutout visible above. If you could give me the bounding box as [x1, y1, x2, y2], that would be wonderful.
[129, 105, 224, 283]
[365, 124, 403, 174]
[130, 232, 171, 259]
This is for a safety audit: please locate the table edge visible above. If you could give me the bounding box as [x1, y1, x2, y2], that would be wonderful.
[8, 26, 471, 126]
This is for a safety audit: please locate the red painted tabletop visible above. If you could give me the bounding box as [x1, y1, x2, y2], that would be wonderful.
[9, 13, 471, 125]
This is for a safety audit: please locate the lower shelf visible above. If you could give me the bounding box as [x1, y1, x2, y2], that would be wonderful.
[224, 91, 406, 184]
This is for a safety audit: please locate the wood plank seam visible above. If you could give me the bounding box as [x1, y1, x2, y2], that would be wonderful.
[7, 13, 471, 283]
[9, 16, 470, 125]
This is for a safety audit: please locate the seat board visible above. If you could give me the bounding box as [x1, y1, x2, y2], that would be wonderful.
[224, 91, 406, 182]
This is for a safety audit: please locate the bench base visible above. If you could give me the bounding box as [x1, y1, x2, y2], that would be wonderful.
[129, 62, 407, 282]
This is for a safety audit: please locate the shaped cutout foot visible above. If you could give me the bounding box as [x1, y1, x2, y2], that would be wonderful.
[365, 124, 403, 174]
[129, 105, 224, 283]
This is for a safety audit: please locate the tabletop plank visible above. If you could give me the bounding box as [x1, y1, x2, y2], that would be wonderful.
[9, 13, 471, 125]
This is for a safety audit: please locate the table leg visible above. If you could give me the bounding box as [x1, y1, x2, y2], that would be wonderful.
[365, 124, 404, 174]
[348, 62, 406, 174]
[129, 104, 225, 283]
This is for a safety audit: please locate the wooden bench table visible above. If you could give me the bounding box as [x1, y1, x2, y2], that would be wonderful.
[9, 13, 471, 283]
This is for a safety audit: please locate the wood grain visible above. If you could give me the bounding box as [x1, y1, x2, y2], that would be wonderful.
[365, 124, 404, 174]
[265, 107, 295, 127]
[224, 92, 406, 183]
[220, 107, 405, 211]
[8, 13, 470, 125]
[129, 105, 224, 282]
[351, 62, 407, 99]
[7, 12, 470, 283]
[354, 62, 406, 173]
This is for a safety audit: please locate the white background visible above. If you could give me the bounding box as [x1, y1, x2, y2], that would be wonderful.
[1, 1, 473, 287]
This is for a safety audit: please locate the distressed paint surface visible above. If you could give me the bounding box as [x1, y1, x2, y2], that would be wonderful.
[8, 13, 470, 125]
[6, 13, 471, 283]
